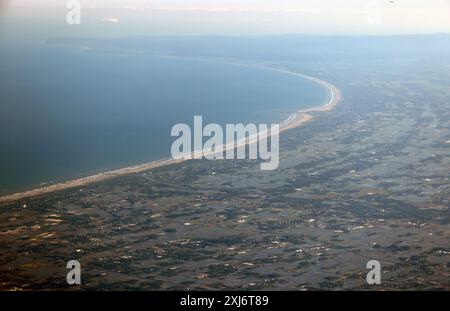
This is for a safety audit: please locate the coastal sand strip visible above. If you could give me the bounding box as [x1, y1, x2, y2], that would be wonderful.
[0, 64, 342, 205]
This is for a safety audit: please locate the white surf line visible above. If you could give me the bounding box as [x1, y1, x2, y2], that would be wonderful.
[0, 58, 341, 204]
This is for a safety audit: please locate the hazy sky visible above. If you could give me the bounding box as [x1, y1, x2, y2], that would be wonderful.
[3, 0, 450, 35]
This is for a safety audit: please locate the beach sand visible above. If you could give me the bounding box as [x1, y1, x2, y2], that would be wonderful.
[0, 64, 342, 205]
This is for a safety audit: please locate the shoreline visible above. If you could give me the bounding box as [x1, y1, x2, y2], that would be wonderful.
[0, 63, 342, 205]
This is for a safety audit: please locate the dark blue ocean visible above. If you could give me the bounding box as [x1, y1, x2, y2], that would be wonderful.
[0, 39, 328, 194]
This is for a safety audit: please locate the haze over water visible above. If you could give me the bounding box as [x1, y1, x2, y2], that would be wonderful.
[0, 36, 328, 194]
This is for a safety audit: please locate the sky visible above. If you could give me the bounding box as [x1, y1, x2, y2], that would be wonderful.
[2, 0, 450, 35]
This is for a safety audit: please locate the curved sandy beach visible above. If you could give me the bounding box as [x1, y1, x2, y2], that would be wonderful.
[0, 61, 342, 205]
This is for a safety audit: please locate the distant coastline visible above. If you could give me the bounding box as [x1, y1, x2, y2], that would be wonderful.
[0, 61, 342, 205]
